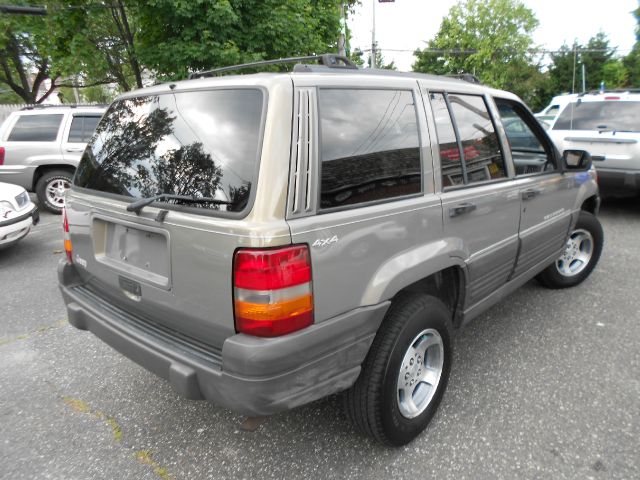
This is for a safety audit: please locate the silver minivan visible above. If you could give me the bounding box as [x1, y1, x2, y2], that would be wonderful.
[0, 105, 106, 213]
[58, 55, 602, 446]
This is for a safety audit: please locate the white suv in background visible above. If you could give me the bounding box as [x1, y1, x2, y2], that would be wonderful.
[0, 105, 106, 213]
[547, 91, 640, 198]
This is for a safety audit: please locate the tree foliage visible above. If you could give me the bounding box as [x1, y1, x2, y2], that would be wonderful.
[0, 0, 349, 103]
[134, 0, 348, 79]
[413, 0, 538, 92]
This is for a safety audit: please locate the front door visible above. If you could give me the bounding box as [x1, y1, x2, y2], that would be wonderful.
[494, 98, 575, 278]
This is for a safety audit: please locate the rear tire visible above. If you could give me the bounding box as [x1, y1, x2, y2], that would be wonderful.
[343, 293, 452, 446]
[35, 169, 73, 214]
[536, 211, 603, 289]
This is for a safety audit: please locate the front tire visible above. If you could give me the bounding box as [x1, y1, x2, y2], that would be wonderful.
[344, 293, 452, 446]
[35, 169, 73, 214]
[536, 211, 603, 289]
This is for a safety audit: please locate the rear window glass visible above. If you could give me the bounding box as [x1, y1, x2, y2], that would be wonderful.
[553, 101, 640, 132]
[318, 89, 421, 209]
[7, 114, 63, 142]
[68, 115, 102, 143]
[74, 89, 264, 213]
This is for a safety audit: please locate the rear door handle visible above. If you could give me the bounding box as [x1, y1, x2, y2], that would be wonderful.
[449, 202, 477, 217]
[66, 147, 84, 152]
[522, 188, 541, 200]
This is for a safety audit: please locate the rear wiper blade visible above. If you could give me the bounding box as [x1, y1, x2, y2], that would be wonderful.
[126, 194, 233, 214]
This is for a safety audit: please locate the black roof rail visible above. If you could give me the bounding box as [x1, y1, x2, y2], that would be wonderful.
[189, 54, 358, 79]
[20, 103, 108, 110]
[445, 73, 482, 85]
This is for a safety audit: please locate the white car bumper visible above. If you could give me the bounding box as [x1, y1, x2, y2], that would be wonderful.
[0, 205, 39, 247]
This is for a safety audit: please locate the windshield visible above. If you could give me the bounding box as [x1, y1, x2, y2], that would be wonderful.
[74, 89, 264, 213]
[552, 101, 640, 132]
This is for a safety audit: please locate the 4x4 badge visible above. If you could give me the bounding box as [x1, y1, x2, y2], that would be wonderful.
[312, 235, 338, 248]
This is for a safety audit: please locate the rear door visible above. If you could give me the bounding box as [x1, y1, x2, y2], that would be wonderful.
[285, 80, 444, 323]
[61, 112, 103, 163]
[426, 89, 520, 308]
[494, 98, 576, 278]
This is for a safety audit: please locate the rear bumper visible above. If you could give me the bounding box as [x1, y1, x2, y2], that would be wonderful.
[596, 169, 640, 197]
[58, 261, 388, 416]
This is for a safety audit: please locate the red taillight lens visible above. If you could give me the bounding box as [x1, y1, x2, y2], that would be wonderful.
[0, 147, 5, 166]
[63, 207, 72, 263]
[233, 245, 313, 337]
[234, 246, 311, 290]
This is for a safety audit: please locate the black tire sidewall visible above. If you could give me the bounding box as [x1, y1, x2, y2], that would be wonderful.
[379, 297, 452, 446]
[36, 171, 73, 214]
[538, 211, 603, 288]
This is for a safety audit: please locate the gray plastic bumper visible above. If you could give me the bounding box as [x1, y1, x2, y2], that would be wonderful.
[58, 261, 388, 416]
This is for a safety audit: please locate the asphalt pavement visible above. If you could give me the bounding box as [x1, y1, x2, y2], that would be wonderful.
[1, 199, 639, 479]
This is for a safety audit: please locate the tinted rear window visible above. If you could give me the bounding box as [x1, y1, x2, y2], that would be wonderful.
[74, 89, 264, 213]
[8, 114, 63, 141]
[68, 115, 102, 143]
[553, 101, 640, 131]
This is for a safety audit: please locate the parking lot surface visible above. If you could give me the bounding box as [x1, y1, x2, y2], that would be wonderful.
[1, 199, 639, 479]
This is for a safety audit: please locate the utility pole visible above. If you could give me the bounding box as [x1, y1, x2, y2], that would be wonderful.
[581, 63, 586, 93]
[571, 43, 577, 94]
[371, 0, 376, 68]
[338, 2, 347, 57]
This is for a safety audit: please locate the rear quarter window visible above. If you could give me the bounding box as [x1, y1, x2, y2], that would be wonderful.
[7, 114, 63, 142]
[68, 115, 102, 143]
[318, 88, 422, 210]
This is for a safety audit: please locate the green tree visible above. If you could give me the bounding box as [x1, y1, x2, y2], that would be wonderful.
[134, 0, 349, 79]
[413, 0, 539, 92]
[0, 7, 62, 103]
[581, 32, 626, 90]
[624, 5, 640, 87]
[548, 33, 627, 95]
[547, 43, 577, 95]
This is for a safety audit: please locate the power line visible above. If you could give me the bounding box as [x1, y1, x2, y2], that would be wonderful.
[363, 47, 633, 55]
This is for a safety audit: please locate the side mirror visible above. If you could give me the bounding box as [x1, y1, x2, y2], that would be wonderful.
[562, 149, 592, 171]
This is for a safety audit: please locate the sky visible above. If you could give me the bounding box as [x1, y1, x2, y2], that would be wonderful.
[347, 0, 639, 71]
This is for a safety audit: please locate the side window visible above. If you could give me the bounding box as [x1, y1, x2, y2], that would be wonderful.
[431, 92, 506, 187]
[447, 94, 506, 184]
[7, 114, 63, 142]
[318, 89, 421, 209]
[430, 93, 464, 187]
[495, 99, 557, 176]
[68, 115, 102, 143]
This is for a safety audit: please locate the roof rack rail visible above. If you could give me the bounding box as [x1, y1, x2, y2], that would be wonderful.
[20, 103, 108, 110]
[189, 54, 358, 79]
[445, 73, 481, 85]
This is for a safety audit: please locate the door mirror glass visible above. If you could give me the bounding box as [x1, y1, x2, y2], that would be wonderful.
[562, 149, 592, 170]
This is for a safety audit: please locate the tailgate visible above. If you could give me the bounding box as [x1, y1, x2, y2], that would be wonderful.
[65, 193, 289, 350]
[559, 131, 640, 170]
[67, 196, 252, 347]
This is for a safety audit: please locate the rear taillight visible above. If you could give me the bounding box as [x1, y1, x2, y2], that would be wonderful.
[63, 207, 72, 263]
[0, 147, 5, 166]
[233, 245, 313, 337]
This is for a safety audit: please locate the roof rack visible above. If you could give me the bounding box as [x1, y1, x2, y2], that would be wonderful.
[445, 73, 481, 84]
[189, 54, 358, 79]
[20, 103, 108, 110]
